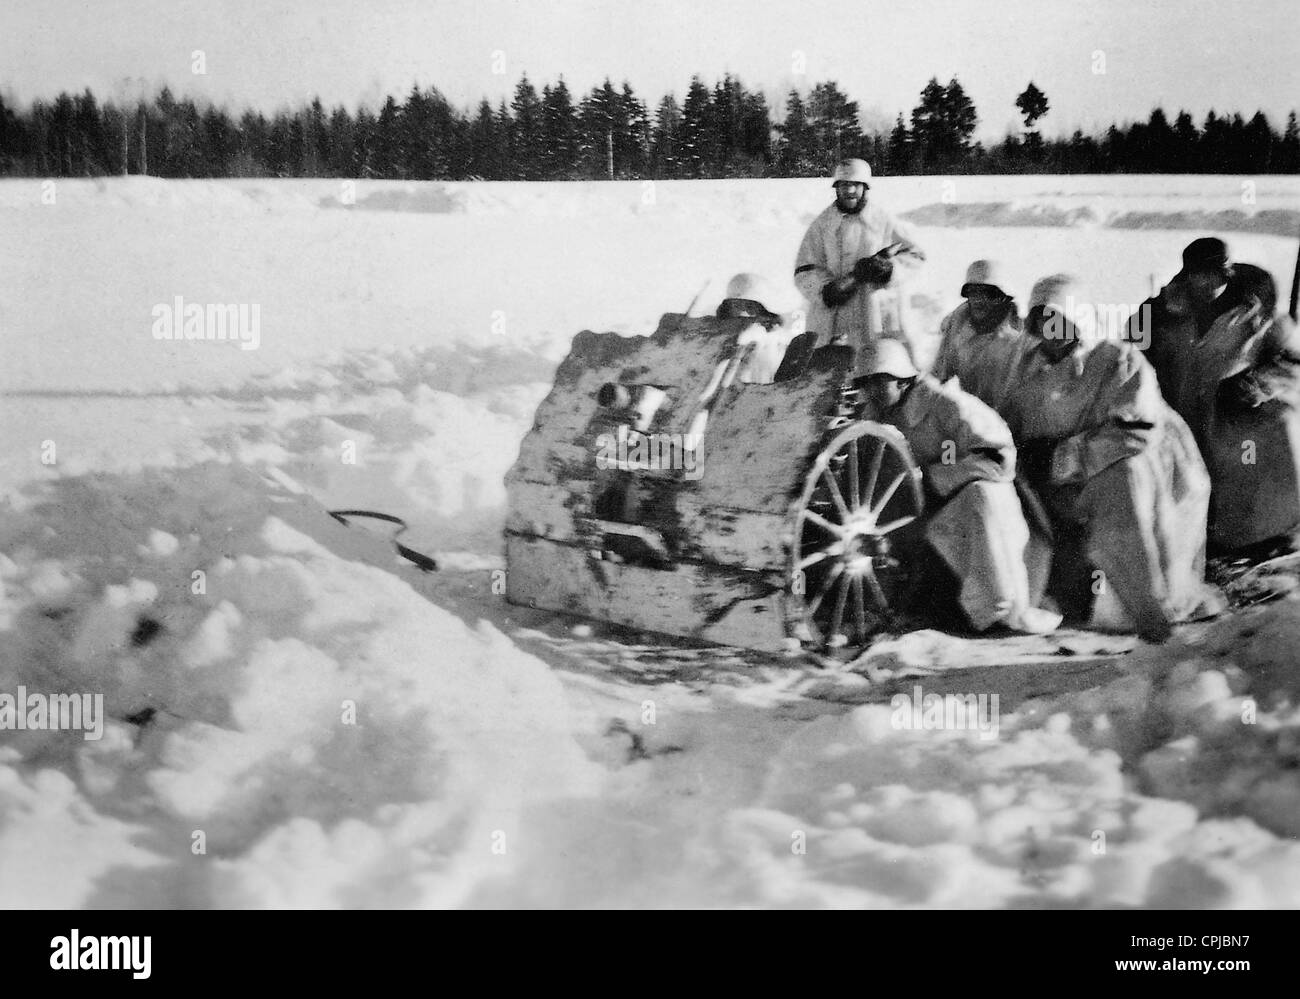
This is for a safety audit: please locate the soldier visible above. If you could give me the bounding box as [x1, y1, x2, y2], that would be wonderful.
[1177, 264, 1300, 550]
[714, 272, 810, 384]
[860, 340, 1060, 635]
[932, 258, 1027, 410]
[1134, 241, 1300, 552]
[1136, 237, 1240, 411]
[794, 158, 925, 379]
[1007, 274, 1222, 641]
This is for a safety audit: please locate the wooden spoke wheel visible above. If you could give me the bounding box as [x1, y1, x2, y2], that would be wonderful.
[788, 421, 925, 650]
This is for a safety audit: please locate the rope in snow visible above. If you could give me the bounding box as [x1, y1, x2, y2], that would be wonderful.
[326, 509, 440, 572]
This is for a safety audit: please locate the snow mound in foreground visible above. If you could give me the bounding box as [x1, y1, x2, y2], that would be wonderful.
[0, 462, 600, 908]
[4, 454, 1300, 908]
[1122, 603, 1300, 837]
[736, 690, 1299, 908]
[478, 680, 1300, 909]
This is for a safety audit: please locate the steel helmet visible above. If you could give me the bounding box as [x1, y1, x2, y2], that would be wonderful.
[863, 338, 918, 379]
[831, 158, 872, 187]
[724, 272, 779, 304]
[1028, 273, 1096, 343]
[960, 259, 1011, 298]
[718, 272, 803, 318]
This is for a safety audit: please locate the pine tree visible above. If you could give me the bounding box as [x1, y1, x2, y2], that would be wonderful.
[1144, 108, 1175, 172]
[1200, 110, 1226, 170]
[402, 84, 456, 179]
[886, 113, 910, 174]
[577, 79, 617, 178]
[908, 78, 945, 170]
[808, 81, 862, 167]
[1015, 82, 1049, 127]
[709, 74, 744, 174]
[509, 74, 543, 179]
[943, 78, 977, 162]
[1280, 111, 1300, 174]
[234, 109, 269, 176]
[1015, 81, 1049, 160]
[171, 95, 204, 177]
[350, 106, 376, 177]
[650, 94, 683, 178]
[680, 76, 712, 177]
[298, 96, 326, 176]
[1066, 129, 1098, 172]
[540, 78, 579, 178]
[1172, 110, 1199, 171]
[374, 95, 403, 178]
[909, 77, 977, 171]
[466, 99, 500, 179]
[495, 99, 513, 177]
[0, 93, 19, 172]
[775, 89, 815, 175]
[327, 104, 355, 176]
[202, 105, 236, 176]
[617, 81, 650, 178]
[738, 89, 772, 175]
[1244, 111, 1276, 172]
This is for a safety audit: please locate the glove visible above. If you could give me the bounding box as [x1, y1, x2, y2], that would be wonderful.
[1017, 438, 1056, 485]
[1217, 371, 1269, 411]
[1049, 435, 1085, 485]
[821, 275, 859, 308]
[853, 253, 895, 285]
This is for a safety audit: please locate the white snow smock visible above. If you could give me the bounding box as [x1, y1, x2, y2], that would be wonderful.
[878, 374, 1037, 632]
[793, 200, 925, 377]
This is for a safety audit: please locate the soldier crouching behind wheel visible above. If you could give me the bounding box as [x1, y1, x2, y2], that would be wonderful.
[1001, 274, 1226, 642]
[858, 340, 1061, 636]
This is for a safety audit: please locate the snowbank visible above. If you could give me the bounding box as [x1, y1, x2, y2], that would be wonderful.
[467, 647, 1300, 908]
[0, 462, 600, 908]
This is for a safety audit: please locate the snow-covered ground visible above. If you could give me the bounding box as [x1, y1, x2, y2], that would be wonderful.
[2, 175, 1299, 908]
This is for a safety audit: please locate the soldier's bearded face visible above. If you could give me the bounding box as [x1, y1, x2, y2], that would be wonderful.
[1029, 306, 1079, 361]
[1186, 269, 1229, 305]
[834, 181, 867, 214]
[966, 286, 1006, 324]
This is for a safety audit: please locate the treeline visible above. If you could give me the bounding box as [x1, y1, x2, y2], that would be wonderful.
[2, 74, 1297, 180]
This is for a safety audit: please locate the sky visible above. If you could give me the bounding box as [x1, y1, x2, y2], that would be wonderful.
[2, 0, 1297, 141]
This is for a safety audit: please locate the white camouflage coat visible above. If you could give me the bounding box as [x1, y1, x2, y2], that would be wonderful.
[793, 201, 925, 376]
[932, 300, 1029, 411]
[879, 374, 1035, 631]
[1002, 339, 1212, 636]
